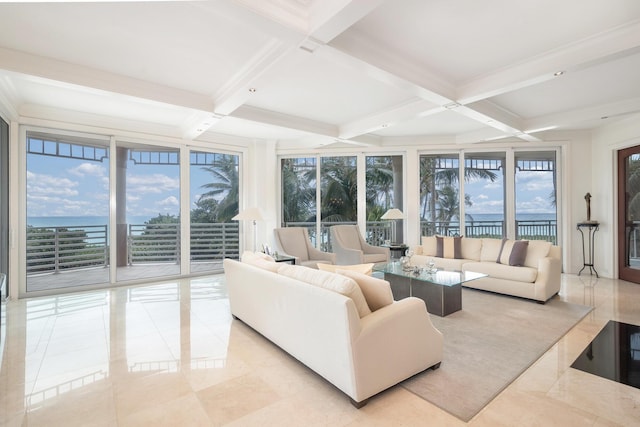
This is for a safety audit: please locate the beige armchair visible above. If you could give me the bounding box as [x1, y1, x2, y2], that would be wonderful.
[273, 227, 336, 269]
[330, 225, 390, 265]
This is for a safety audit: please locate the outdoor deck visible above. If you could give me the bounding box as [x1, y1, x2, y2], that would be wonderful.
[26, 262, 223, 293]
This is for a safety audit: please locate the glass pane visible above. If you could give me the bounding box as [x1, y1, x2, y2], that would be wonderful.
[26, 133, 110, 292]
[463, 152, 505, 238]
[190, 151, 240, 273]
[366, 155, 403, 245]
[321, 156, 357, 250]
[116, 143, 180, 282]
[515, 151, 557, 244]
[626, 153, 640, 269]
[419, 154, 461, 236]
[280, 157, 317, 244]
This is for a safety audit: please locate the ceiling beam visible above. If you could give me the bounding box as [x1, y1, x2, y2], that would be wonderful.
[457, 20, 640, 104]
[525, 97, 640, 132]
[307, 0, 386, 43]
[231, 104, 339, 139]
[338, 98, 439, 139]
[0, 47, 215, 113]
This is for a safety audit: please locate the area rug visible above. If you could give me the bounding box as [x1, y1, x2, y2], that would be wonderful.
[401, 288, 592, 422]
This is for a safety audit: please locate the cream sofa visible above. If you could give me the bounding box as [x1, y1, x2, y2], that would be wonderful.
[410, 236, 561, 303]
[223, 254, 443, 407]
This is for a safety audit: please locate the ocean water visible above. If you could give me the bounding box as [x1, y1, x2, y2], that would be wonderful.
[27, 216, 153, 228]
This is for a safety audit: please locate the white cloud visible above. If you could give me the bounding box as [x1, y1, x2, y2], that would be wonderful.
[127, 173, 179, 194]
[27, 171, 79, 197]
[157, 196, 179, 207]
[69, 162, 106, 177]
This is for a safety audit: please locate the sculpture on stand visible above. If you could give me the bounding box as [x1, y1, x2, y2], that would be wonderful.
[584, 192, 597, 223]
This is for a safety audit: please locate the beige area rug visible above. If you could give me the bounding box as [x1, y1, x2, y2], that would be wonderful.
[401, 288, 592, 422]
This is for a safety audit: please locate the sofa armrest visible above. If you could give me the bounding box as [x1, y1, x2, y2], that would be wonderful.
[534, 256, 562, 301]
[350, 297, 443, 402]
[307, 245, 337, 263]
[333, 246, 365, 265]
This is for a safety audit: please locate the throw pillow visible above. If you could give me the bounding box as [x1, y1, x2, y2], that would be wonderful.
[241, 251, 279, 272]
[335, 269, 394, 311]
[508, 240, 529, 266]
[435, 236, 462, 259]
[496, 238, 509, 264]
[277, 264, 372, 318]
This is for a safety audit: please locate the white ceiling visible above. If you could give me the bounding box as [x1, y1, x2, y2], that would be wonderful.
[0, 0, 639, 147]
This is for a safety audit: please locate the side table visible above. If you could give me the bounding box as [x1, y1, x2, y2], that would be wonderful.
[272, 254, 296, 265]
[577, 222, 599, 277]
[381, 244, 408, 260]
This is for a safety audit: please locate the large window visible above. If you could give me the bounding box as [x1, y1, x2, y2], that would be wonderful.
[463, 152, 505, 238]
[26, 132, 111, 292]
[281, 154, 406, 250]
[280, 157, 317, 242]
[420, 150, 558, 243]
[419, 154, 461, 236]
[366, 155, 403, 244]
[189, 151, 239, 273]
[515, 151, 557, 244]
[22, 129, 243, 296]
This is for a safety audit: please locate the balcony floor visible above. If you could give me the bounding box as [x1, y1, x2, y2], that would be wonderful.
[26, 262, 223, 293]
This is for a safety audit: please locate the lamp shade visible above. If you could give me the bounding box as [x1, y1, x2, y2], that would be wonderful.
[232, 207, 264, 221]
[381, 208, 404, 220]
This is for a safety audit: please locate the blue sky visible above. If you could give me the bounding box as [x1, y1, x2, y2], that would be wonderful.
[27, 153, 213, 220]
[465, 170, 555, 216]
[27, 153, 555, 220]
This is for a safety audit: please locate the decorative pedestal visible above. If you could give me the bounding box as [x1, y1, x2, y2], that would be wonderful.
[577, 222, 599, 277]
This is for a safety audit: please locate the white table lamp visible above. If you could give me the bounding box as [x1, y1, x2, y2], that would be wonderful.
[232, 207, 264, 252]
[381, 208, 404, 244]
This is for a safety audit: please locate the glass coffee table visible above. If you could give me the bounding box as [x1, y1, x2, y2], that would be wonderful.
[373, 263, 487, 316]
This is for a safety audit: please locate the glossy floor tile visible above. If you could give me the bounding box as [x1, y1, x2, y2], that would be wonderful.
[1, 273, 640, 426]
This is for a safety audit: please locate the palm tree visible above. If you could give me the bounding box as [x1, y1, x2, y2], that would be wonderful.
[420, 155, 499, 233]
[199, 154, 239, 222]
[321, 157, 357, 222]
[281, 158, 316, 223]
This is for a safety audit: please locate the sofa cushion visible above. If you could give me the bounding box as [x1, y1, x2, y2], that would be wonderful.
[524, 240, 552, 268]
[363, 253, 388, 263]
[241, 251, 279, 272]
[336, 269, 394, 311]
[463, 262, 538, 283]
[277, 264, 372, 318]
[421, 235, 437, 256]
[460, 237, 482, 261]
[318, 263, 374, 275]
[436, 236, 462, 259]
[480, 238, 504, 262]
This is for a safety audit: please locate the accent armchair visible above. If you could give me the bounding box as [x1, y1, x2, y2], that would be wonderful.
[330, 225, 390, 265]
[273, 227, 336, 269]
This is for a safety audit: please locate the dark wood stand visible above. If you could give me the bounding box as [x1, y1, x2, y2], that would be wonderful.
[577, 221, 599, 277]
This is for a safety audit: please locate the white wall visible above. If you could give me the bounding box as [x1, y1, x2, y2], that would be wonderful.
[591, 115, 640, 279]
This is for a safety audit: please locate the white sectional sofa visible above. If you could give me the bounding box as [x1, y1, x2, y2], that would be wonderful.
[223, 253, 443, 407]
[410, 236, 561, 303]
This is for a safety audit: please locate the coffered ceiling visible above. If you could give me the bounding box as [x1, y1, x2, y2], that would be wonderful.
[0, 0, 639, 147]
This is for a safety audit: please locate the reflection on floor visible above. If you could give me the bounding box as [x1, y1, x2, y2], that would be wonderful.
[1, 273, 640, 426]
[571, 320, 640, 390]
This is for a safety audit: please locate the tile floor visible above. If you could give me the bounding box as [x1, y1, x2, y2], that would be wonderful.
[1, 273, 640, 426]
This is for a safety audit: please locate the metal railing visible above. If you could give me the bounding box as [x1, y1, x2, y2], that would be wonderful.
[26, 219, 556, 276]
[26, 222, 240, 275]
[27, 225, 109, 274]
[420, 219, 557, 244]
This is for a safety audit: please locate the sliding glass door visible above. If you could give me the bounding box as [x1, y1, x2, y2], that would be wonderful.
[25, 132, 111, 293]
[115, 142, 180, 283]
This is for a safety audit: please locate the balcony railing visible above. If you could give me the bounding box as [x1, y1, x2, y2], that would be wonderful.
[26, 219, 557, 277]
[26, 222, 240, 276]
